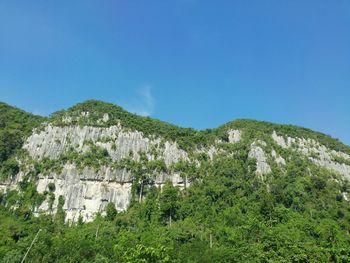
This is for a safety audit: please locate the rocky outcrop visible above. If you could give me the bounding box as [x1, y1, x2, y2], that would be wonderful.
[272, 131, 350, 179]
[3, 120, 350, 223]
[271, 149, 286, 166]
[2, 101, 350, 224]
[228, 130, 241, 143]
[20, 124, 190, 222]
[33, 163, 186, 222]
[249, 141, 272, 175]
[24, 124, 188, 165]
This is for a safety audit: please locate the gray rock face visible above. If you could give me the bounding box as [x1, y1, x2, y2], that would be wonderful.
[248, 141, 272, 175]
[272, 131, 350, 179]
[163, 141, 189, 166]
[33, 163, 187, 223]
[24, 124, 188, 165]
[3, 121, 350, 222]
[21, 124, 190, 222]
[36, 164, 133, 222]
[0, 184, 7, 193]
[228, 130, 241, 143]
[271, 149, 286, 166]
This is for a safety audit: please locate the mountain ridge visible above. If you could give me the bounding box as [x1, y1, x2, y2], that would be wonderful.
[2, 100, 350, 261]
[3, 99, 349, 151]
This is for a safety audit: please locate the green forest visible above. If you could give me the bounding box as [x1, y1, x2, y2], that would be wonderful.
[1, 101, 350, 262]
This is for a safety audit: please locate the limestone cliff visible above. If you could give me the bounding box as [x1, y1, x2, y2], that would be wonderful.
[1, 100, 349, 222]
[20, 122, 191, 221]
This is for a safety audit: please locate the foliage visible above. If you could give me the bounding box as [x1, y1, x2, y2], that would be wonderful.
[1, 152, 350, 262]
[160, 181, 180, 225]
[49, 100, 350, 155]
[105, 202, 117, 221]
[218, 118, 350, 155]
[48, 182, 55, 192]
[50, 100, 216, 151]
[1, 100, 350, 262]
[123, 244, 170, 263]
[0, 102, 45, 181]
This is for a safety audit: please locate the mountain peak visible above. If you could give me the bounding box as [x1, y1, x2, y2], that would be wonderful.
[1, 100, 350, 261]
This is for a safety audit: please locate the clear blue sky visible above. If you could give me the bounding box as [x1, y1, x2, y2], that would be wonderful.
[1, 1, 349, 145]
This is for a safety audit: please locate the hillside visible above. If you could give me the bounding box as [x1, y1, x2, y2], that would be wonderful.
[0, 102, 46, 182]
[1, 100, 350, 262]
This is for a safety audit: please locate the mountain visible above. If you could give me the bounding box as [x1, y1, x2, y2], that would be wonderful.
[1, 100, 350, 262]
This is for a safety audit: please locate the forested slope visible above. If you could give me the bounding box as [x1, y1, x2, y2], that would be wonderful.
[1, 100, 350, 262]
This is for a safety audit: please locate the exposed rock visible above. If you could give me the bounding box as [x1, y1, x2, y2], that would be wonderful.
[206, 146, 218, 160]
[0, 184, 7, 192]
[24, 125, 188, 166]
[102, 113, 109, 122]
[272, 131, 288, 148]
[34, 163, 188, 223]
[271, 149, 286, 166]
[4, 122, 350, 223]
[163, 141, 188, 166]
[20, 124, 190, 222]
[271, 131, 350, 178]
[228, 130, 241, 143]
[3, 101, 350, 225]
[249, 141, 271, 175]
[195, 145, 220, 161]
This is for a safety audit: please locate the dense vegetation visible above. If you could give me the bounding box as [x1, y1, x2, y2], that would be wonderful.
[218, 119, 350, 156]
[50, 100, 350, 155]
[1, 100, 350, 262]
[0, 103, 45, 181]
[1, 150, 350, 262]
[50, 100, 213, 151]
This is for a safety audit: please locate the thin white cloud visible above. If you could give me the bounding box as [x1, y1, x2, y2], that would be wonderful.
[32, 108, 53, 116]
[32, 110, 43, 116]
[128, 86, 155, 116]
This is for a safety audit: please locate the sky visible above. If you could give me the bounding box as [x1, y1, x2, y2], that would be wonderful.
[0, 1, 349, 145]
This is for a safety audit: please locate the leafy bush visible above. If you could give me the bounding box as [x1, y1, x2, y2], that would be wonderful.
[48, 183, 55, 192]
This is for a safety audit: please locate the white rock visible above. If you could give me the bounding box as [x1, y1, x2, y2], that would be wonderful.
[20, 124, 191, 222]
[249, 141, 271, 175]
[271, 131, 350, 179]
[271, 149, 286, 166]
[228, 130, 241, 143]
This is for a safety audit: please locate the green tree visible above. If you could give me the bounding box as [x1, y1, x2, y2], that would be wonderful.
[160, 181, 180, 226]
[123, 244, 170, 263]
[105, 202, 117, 221]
